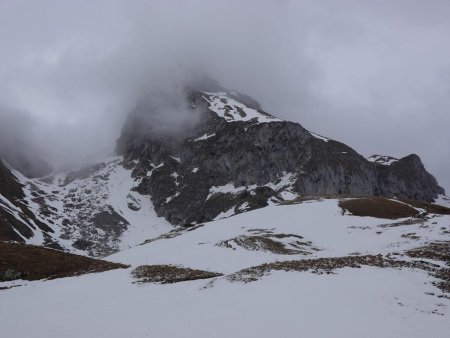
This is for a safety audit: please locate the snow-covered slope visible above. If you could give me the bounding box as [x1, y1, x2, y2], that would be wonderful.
[2, 266, 448, 338]
[202, 91, 282, 124]
[0, 157, 172, 256]
[1, 198, 449, 338]
[108, 198, 449, 271]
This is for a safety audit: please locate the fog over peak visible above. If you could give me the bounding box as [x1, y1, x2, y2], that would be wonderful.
[0, 0, 449, 192]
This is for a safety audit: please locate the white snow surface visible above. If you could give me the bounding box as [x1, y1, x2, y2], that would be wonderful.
[109, 199, 449, 271]
[207, 183, 253, 199]
[193, 133, 216, 141]
[435, 194, 450, 208]
[1, 198, 449, 338]
[368, 154, 399, 165]
[207, 172, 297, 202]
[101, 160, 172, 250]
[1, 266, 448, 338]
[203, 92, 282, 124]
[309, 131, 330, 142]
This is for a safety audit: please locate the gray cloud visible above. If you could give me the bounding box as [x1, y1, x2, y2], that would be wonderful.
[0, 0, 449, 193]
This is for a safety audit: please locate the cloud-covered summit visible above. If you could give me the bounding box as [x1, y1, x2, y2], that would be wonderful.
[0, 0, 449, 191]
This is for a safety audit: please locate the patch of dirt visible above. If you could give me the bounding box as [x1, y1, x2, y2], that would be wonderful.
[339, 198, 419, 219]
[405, 242, 450, 294]
[216, 231, 318, 255]
[226, 244, 450, 295]
[378, 217, 426, 228]
[0, 241, 128, 282]
[401, 233, 421, 240]
[406, 241, 450, 265]
[434, 269, 450, 293]
[140, 224, 205, 245]
[226, 254, 438, 284]
[131, 265, 223, 284]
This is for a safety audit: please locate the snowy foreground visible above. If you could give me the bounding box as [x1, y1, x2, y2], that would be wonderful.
[1, 199, 450, 338]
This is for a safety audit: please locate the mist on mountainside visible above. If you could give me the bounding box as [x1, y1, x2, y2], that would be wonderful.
[0, 0, 449, 192]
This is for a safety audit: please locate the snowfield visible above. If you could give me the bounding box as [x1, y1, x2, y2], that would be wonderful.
[1, 198, 450, 337]
[109, 199, 449, 272]
[202, 91, 282, 124]
[1, 267, 448, 338]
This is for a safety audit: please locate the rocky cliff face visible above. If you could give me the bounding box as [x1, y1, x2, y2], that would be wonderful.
[0, 157, 174, 256]
[0, 160, 56, 245]
[116, 87, 444, 225]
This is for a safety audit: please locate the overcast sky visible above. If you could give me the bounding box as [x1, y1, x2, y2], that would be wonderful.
[0, 0, 449, 193]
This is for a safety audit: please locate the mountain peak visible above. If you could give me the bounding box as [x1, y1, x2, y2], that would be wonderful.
[0, 83, 446, 256]
[114, 85, 445, 226]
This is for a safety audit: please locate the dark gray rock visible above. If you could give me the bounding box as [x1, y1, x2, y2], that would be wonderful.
[116, 88, 445, 225]
[72, 239, 94, 251]
[0, 160, 53, 242]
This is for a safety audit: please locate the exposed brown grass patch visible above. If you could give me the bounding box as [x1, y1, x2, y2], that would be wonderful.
[401, 200, 450, 215]
[131, 265, 223, 284]
[226, 245, 450, 294]
[226, 254, 441, 285]
[229, 255, 378, 282]
[339, 198, 419, 219]
[140, 224, 205, 246]
[378, 217, 425, 228]
[406, 241, 450, 265]
[435, 269, 450, 293]
[0, 241, 128, 281]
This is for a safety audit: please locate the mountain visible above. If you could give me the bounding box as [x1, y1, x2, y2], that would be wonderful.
[0, 82, 446, 256]
[116, 87, 444, 225]
[0, 157, 172, 256]
[1, 81, 450, 338]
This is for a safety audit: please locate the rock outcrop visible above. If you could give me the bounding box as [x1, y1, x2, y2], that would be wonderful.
[116, 87, 444, 225]
[0, 160, 57, 244]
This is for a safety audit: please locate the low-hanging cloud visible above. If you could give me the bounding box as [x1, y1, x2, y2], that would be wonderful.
[0, 0, 449, 193]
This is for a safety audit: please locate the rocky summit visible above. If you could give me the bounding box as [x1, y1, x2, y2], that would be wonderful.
[0, 82, 445, 256]
[116, 85, 444, 224]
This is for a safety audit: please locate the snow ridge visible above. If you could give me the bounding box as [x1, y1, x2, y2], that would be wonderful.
[368, 154, 399, 166]
[203, 92, 282, 124]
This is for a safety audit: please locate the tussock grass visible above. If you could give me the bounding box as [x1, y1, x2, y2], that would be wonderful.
[406, 241, 450, 265]
[217, 233, 316, 255]
[132, 265, 222, 284]
[0, 241, 128, 281]
[227, 253, 450, 294]
[339, 198, 419, 219]
[401, 200, 450, 215]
